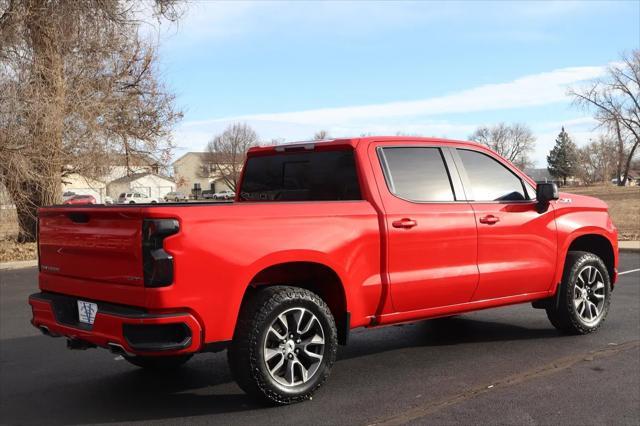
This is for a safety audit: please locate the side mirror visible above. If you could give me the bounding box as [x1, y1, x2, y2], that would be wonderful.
[536, 182, 558, 211]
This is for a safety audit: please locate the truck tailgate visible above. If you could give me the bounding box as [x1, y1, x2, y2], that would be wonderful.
[38, 207, 144, 286]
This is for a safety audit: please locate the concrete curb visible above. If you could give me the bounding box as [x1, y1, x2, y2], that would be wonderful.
[619, 241, 640, 252]
[0, 260, 38, 270]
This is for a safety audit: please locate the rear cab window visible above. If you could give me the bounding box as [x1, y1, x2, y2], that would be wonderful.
[239, 149, 361, 201]
[378, 147, 455, 202]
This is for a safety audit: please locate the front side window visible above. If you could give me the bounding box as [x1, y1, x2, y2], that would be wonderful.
[240, 149, 361, 201]
[379, 147, 455, 202]
[457, 149, 528, 201]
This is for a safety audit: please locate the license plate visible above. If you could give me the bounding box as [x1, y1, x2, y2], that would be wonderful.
[77, 300, 98, 325]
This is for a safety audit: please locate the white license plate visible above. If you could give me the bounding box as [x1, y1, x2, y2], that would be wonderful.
[77, 300, 98, 325]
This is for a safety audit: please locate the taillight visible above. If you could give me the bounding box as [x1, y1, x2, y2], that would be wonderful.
[142, 219, 179, 287]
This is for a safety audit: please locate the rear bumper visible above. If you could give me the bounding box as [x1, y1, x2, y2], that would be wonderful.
[29, 292, 203, 356]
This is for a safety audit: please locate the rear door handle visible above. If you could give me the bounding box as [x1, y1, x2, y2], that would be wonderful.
[479, 215, 500, 225]
[392, 218, 417, 229]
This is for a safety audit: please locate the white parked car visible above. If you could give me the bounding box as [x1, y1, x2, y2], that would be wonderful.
[201, 190, 215, 199]
[164, 191, 189, 202]
[214, 190, 235, 200]
[117, 192, 157, 204]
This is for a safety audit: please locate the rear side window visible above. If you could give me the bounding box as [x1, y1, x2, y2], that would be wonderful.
[379, 147, 455, 202]
[240, 150, 361, 201]
[457, 149, 528, 201]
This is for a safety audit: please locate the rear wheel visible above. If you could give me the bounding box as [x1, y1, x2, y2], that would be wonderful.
[546, 251, 611, 335]
[124, 354, 193, 370]
[228, 286, 337, 404]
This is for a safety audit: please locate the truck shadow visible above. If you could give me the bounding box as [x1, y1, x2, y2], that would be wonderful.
[339, 315, 560, 360]
[0, 316, 562, 424]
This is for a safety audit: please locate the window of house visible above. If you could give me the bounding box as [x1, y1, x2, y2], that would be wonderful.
[457, 149, 528, 201]
[379, 147, 455, 202]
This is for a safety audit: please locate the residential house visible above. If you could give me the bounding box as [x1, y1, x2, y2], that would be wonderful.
[61, 173, 107, 203]
[612, 170, 640, 186]
[107, 173, 176, 200]
[172, 152, 238, 196]
[62, 152, 170, 202]
[101, 152, 162, 183]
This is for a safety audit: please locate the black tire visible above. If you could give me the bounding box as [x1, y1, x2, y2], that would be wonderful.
[228, 286, 338, 405]
[123, 354, 193, 370]
[546, 251, 611, 335]
[129, 201, 135, 204]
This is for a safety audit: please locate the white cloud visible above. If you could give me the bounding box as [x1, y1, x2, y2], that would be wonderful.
[173, 63, 608, 167]
[222, 65, 606, 125]
[180, 64, 606, 130]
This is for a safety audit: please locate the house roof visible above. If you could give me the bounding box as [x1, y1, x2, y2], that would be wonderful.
[627, 170, 640, 179]
[108, 152, 159, 166]
[173, 151, 234, 165]
[108, 172, 175, 185]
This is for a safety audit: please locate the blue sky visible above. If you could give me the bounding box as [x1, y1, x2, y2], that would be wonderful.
[144, 1, 639, 167]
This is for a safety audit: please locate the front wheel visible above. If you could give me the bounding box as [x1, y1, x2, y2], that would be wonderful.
[124, 354, 193, 370]
[546, 251, 611, 335]
[228, 286, 337, 404]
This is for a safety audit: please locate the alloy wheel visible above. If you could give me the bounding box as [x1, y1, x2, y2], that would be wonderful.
[573, 265, 606, 325]
[263, 307, 325, 387]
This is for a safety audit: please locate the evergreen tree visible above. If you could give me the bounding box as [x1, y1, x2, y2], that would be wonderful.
[547, 127, 579, 185]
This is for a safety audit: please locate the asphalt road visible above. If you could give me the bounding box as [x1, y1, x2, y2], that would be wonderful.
[1, 254, 639, 425]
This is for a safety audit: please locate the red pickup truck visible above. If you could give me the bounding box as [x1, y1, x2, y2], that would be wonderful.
[30, 137, 618, 404]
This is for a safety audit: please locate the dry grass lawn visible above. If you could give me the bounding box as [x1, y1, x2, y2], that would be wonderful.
[0, 208, 37, 263]
[567, 185, 640, 241]
[0, 237, 37, 263]
[0, 185, 638, 262]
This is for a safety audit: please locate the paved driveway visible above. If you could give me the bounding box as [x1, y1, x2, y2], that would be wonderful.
[1, 253, 638, 425]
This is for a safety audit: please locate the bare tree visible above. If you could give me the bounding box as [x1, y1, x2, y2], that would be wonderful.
[0, 0, 183, 241]
[313, 130, 331, 140]
[204, 123, 259, 192]
[569, 50, 640, 186]
[575, 136, 618, 185]
[469, 123, 536, 169]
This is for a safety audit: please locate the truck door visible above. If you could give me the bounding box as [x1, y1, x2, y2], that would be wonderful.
[371, 143, 479, 312]
[452, 148, 557, 300]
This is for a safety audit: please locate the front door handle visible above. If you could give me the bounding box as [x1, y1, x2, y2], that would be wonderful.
[392, 218, 417, 229]
[479, 215, 500, 225]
